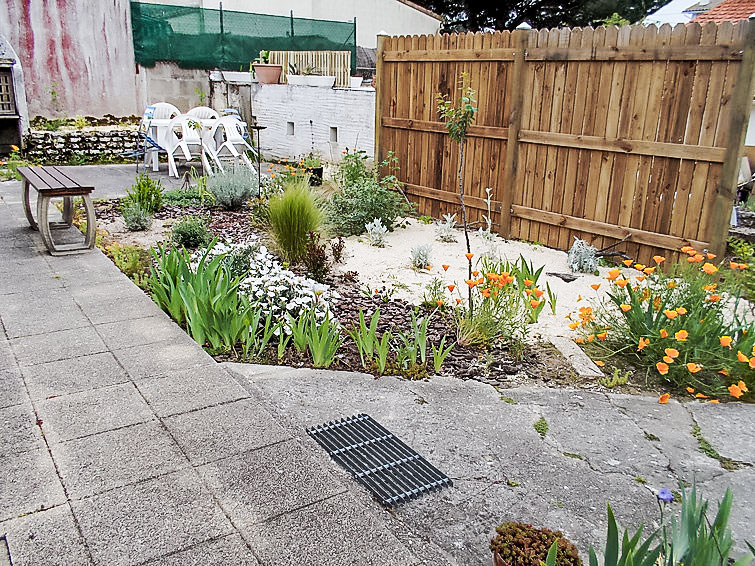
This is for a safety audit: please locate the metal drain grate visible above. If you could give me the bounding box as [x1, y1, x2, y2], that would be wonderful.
[307, 413, 452, 506]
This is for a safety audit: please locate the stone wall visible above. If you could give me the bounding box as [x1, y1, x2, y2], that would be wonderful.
[24, 128, 139, 162]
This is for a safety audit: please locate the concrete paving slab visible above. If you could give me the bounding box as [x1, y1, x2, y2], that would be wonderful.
[0, 289, 91, 339]
[0, 448, 66, 521]
[0, 340, 16, 371]
[0, 402, 44, 456]
[2, 504, 91, 566]
[135, 367, 249, 418]
[689, 402, 755, 465]
[143, 535, 259, 566]
[72, 469, 234, 566]
[197, 440, 346, 526]
[0, 369, 27, 409]
[164, 399, 291, 465]
[96, 315, 190, 351]
[70, 280, 164, 324]
[247, 493, 419, 566]
[10, 326, 107, 367]
[112, 337, 217, 380]
[0, 271, 64, 296]
[35, 382, 155, 444]
[20, 352, 130, 401]
[52, 421, 187, 499]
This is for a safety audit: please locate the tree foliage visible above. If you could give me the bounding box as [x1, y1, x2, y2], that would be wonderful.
[418, 0, 666, 31]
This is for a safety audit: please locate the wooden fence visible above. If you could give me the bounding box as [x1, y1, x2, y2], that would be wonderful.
[269, 50, 352, 87]
[375, 22, 755, 263]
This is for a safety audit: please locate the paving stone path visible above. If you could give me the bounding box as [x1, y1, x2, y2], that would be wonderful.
[0, 181, 437, 566]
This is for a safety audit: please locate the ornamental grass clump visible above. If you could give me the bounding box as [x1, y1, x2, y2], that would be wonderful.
[570, 249, 754, 400]
[490, 522, 581, 566]
[268, 176, 322, 263]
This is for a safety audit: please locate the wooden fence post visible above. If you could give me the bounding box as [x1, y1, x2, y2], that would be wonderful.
[499, 30, 529, 239]
[374, 34, 388, 167]
[708, 18, 755, 257]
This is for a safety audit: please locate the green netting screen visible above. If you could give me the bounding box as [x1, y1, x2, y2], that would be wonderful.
[130, 2, 357, 72]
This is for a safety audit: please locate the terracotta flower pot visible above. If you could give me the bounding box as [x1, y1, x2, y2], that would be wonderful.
[254, 63, 282, 84]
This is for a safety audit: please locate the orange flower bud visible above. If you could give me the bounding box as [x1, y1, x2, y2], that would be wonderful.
[465, 253, 474, 261]
[591, 283, 601, 290]
[447, 284, 456, 292]
[595, 360, 605, 367]
[638, 337, 650, 351]
[658, 391, 670, 402]
[597, 332, 607, 341]
[442, 264, 450, 271]
[620, 304, 631, 312]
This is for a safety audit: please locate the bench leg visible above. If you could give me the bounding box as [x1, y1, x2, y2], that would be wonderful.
[22, 178, 38, 230]
[36, 195, 97, 256]
[36, 194, 55, 252]
[62, 196, 74, 226]
[82, 194, 97, 249]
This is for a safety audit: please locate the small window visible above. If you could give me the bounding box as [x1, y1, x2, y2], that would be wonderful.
[329, 127, 338, 143]
[286, 121, 295, 136]
[0, 70, 16, 115]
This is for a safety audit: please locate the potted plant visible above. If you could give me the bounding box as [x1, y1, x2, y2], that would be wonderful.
[222, 64, 253, 84]
[253, 50, 282, 84]
[350, 75, 363, 88]
[287, 63, 319, 86]
[490, 522, 582, 566]
[301, 153, 323, 186]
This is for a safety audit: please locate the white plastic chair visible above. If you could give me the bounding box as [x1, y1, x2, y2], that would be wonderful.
[152, 102, 181, 120]
[210, 116, 257, 173]
[138, 103, 181, 171]
[163, 115, 222, 177]
[187, 106, 220, 120]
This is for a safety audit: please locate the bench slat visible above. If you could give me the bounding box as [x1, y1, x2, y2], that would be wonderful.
[33, 167, 67, 190]
[17, 166, 53, 190]
[50, 166, 93, 190]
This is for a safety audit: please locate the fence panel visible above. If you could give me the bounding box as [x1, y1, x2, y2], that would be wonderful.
[269, 51, 352, 87]
[375, 23, 755, 264]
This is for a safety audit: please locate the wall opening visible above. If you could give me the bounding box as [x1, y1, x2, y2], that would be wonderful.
[287, 121, 295, 136]
[329, 126, 338, 143]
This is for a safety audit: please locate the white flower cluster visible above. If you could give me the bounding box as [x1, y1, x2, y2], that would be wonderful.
[193, 239, 336, 323]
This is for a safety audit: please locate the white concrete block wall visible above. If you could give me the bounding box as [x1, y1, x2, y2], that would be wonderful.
[251, 84, 374, 162]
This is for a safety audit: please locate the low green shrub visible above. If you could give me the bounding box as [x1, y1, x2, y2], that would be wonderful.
[105, 243, 151, 288]
[121, 202, 152, 231]
[268, 176, 322, 263]
[163, 188, 204, 207]
[171, 216, 211, 249]
[490, 522, 581, 566]
[206, 168, 256, 210]
[122, 173, 163, 214]
[572, 248, 754, 400]
[326, 177, 411, 237]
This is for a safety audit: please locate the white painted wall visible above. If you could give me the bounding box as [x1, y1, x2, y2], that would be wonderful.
[248, 84, 374, 161]
[194, 0, 441, 48]
[746, 102, 755, 147]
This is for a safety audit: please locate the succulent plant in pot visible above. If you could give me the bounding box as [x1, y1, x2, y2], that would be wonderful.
[490, 522, 582, 566]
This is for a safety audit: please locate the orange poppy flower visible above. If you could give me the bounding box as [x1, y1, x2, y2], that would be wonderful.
[525, 289, 533, 296]
[620, 304, 631, 312]
[587, 334, 595, 342]
[667, 281, 676, 289]
[568, 322, 579, 330]
[426, 265, 432, 270]
[695, 392, 708, 398]
[706, 253, 716, 260]
[636, 275, 646, 282]
[658, 392, 670, 402]
[689, 254, 705, 263]
[653, 255, 666, 264]
[472, 270, 479, 277]
[686, 363, 702, 373]
[595, 360, 605, 367]
[702, 284, 717, 292]
[436, 300, 444, 306]
[674, 307, 687, 315]
[737, 351, 749, 363]
[622, 259, 633, 266]
[465, 253, 474, 261]
[681, 246, 695, 254]
[730, 261, 741, 270]
[615, 279, 629, 288]
[523, 278, 534, 287]
[442, 264, 450, 271]
[660, 329, 669, 338]
[465, 279, 477, 288]
[665, 348, 679, 359]
[664, 310, 678, 320]
[576, 294, 583, 302]
[728, 384, 743, 399]
[674, 330, 689, 342]
[719, 336, 732, 348]
[702, 263, 718, 275]
[591, 283, 601, 290]
[607, 269, 621, 281]
[638, 337, 650, 351]
[709, 399, 720, 404]
[448, 284, 456, 292]
[596, 332, 607, 341]
[530, 299, 541, 308]
[719, 369, 729, 376]
[575, 337, 585, 344]
[634, 264, 646, 271]
[663, 356, 675, 364]
[534, 288, 544, 299]
[481, 288, 491, 298]
[707, 294, 721, 302]
[456, 298, 462, 304]
[750, 358, 755, 370]
[738, 380, 749, 393]
[686, 387, 695, 393]
[643, 267, 657, 275]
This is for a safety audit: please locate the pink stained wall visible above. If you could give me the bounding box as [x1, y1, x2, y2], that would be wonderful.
[0, 0, 143, 118]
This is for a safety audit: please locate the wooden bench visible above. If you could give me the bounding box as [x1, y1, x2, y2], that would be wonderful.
[18, 166, 97, 255]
